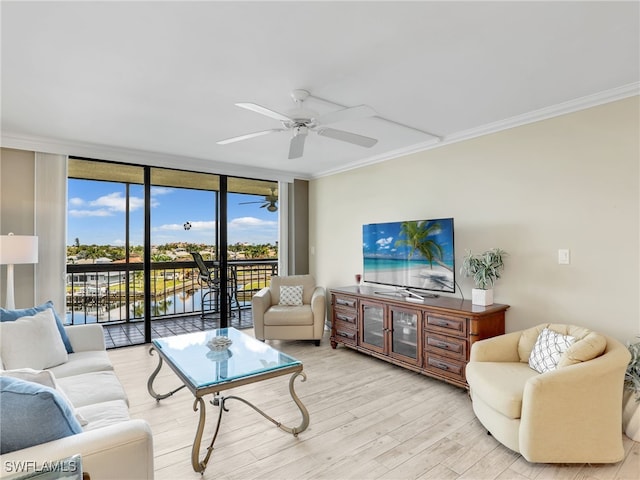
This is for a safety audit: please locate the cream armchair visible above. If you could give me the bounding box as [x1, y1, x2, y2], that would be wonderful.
[465, 323, 630, 464]
[252, 275, 326, 345]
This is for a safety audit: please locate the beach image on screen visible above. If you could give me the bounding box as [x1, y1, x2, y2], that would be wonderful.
[363, 218, 455, 293]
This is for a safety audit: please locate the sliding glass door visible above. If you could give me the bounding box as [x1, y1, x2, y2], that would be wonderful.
[66, 160, 145, 329]
[67, 158, 279, 345]
[148, 168, 220, 327]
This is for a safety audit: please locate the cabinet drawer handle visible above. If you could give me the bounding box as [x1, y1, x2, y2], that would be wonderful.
[432, 320, 451, 328]
[430, 359, 449, 370]
[434, 341, 450, 349]
[336, 314, 356, 323]
[336, 299, 355, 307]
[337, 331, 355, 340]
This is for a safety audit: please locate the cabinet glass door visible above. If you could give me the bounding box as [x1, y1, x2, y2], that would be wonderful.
[361, 302, 384, 351]
[390, 308, 419, 362]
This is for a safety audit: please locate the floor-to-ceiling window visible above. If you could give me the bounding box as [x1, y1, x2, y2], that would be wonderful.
[148, 168, 220, 323]
[66, 158, 279, 346]
[66, 159, 145, 327]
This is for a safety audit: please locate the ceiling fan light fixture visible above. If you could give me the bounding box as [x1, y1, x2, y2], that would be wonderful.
[238, 187, 279, 212]
[221, 89, 379, 159]
[294, 125, 308, 137]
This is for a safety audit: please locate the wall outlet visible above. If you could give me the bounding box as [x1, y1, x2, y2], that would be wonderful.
[558, 249, 570, 265]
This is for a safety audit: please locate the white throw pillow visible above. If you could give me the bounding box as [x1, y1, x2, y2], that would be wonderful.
[279, 285, 303, 306]
[0, 367, 57, 388]
[529, 328, 575, 374]
[0, 309, 68, 370]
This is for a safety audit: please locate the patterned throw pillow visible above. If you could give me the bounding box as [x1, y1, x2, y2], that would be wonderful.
[279, 285, 303, 306]
[529, 328, 576, 373]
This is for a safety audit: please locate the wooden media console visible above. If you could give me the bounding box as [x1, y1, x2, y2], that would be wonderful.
[330, 285, 509, 389]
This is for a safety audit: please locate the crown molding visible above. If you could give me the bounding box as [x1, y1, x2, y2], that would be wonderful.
[314, 83, 640, 178]
[2, 82, 637, 182]
[0, 132, 301, 183]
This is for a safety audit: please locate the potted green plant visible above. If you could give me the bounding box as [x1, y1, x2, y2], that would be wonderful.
[623, 338, 640, 441]
[460, 248, 507, 306]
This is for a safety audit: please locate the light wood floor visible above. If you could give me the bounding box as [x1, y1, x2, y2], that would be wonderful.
[108, 329, 639, 480]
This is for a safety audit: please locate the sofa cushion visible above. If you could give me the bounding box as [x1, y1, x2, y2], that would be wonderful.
[279, 285, 303, 306]
[264, 305, 314, 326]
[558, 331, 607, 368]
[529, 328, 575, 373]
[0, 367, 57, 388]
[0, 376, 82, 454]
[465, 361, 539, 419]
[0, 300, 73, 353]
[56, 371, 129, 408]
[47, 350, 114, 378]
[77, 399, 130, 432]
[0, 309, 68, 370]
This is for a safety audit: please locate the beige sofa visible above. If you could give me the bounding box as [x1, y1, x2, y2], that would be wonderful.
[252, 274, 326, 345]
[1, 323, 154, 480]
[465, 323, 630, 464]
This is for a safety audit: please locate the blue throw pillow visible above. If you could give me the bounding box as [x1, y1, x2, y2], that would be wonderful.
[0, 376, 83, 454]
[0, 301, 73, 353]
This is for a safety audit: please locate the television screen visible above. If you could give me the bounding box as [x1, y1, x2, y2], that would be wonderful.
[363, 218, 455, 294]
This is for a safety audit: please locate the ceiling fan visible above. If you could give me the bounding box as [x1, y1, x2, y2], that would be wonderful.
[239, 188, 278, 212]
[217, 89, 378, 159]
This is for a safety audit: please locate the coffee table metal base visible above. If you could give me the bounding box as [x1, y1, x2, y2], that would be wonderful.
[147, 347, 310, 474]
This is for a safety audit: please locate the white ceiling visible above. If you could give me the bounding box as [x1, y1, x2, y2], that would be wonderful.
[2, 1, 638, 180]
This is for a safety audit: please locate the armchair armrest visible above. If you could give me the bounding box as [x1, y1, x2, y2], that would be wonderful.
[64, 324, 106, 352]
[252, 287, 272, 340]
[310, 286, 325, 310]
[310, 286, 327, 338]
[0, 419, 154, 480]
[470, 330, 521, 362]
[519, 338, 630, 462]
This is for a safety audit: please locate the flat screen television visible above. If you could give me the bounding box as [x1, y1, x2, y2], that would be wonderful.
[362, 218, 455, 295]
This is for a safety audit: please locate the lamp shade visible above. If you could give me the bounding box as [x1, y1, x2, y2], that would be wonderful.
[0, 234, 39, 265]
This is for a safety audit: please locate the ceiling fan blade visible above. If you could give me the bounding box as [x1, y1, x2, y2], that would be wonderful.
[317, 128, 378, 148]
[316, 104, 376, 125]
[288, 130, 307, 159]
[236, 103, 293, 122]
[217, 129, 284, 145]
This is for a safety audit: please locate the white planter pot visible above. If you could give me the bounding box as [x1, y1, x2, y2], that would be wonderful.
[622, 390, 640, 441]
[472, 288, 494, 306]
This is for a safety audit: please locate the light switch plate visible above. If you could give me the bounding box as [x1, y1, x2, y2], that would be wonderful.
[558, 249, 570, 264]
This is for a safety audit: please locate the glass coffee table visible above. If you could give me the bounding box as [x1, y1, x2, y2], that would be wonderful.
[147, 327, 310, 473]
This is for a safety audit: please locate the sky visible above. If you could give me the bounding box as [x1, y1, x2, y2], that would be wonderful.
[67, 179, 278, 246]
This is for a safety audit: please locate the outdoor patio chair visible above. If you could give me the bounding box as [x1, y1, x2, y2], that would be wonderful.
[191, 252, 242, 323]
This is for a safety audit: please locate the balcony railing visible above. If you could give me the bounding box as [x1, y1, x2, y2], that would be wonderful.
[65, 259, 278, 325]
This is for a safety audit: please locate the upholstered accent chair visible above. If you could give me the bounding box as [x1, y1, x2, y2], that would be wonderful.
[465, 323, 630, 464]
[252, 274, 326, 345]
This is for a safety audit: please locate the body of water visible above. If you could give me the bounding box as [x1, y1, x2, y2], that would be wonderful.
[65, 288, 250, 324]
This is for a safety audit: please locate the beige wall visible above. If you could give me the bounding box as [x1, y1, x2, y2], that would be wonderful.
[1, 148, 67, 310]
[0, 148, 37, 308]
[309, 97, 640, 343]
